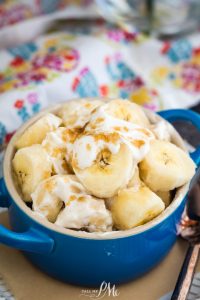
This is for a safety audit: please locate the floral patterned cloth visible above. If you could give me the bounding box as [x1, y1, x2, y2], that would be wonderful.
[1, 22, 200, 150]
[0, 6, 200, 174]
[0, 0, 94, 29]
[0, 24, 159, 150]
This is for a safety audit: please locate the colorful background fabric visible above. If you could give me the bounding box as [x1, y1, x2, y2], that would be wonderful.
[0, 1, 200, 171]
[0, 0, 94, 29]
[1, 22, 200, 151]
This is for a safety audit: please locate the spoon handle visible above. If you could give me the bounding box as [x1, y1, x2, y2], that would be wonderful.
[171, 244, 200, 300]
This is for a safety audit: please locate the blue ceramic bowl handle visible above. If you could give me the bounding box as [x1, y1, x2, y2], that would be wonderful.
[158, 109, 200, 165]
[0, 177, 54, 254]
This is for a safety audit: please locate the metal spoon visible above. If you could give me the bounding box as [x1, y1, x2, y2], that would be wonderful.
[171, 167, 200, 300]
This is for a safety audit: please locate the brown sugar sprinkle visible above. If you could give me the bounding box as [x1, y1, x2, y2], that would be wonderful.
[84, 102, 92, 108]
[70, 185, 82, 194]
[113, 126, 121, 131]
[61, 160, 68, 171]
[72, 155, 78, 168]
[61, 129, 79, 143]
[123, 126, 129, 132]
[69, 195, 77, 201]
[61, 129, 69, 142]
[76, 127, 85, 134]
[113, 125, 129, 132]
[136, 128, 152, 137]
[132, 140, 145, 148]
[52, 147, 64, 157]
[86, 144, 91, 151]
[87, 123, 97, 130]
[95, 117, 104, 124]
[94, 132, 120, 143]
[44, 179, 56, 192]
[78, 196, 86, 202]
[44, 170, 51, 178]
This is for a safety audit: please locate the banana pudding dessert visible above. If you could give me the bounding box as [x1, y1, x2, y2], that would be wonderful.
[12, 99, 196, 233]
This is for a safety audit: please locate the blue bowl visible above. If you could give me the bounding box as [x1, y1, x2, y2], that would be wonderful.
[0, 102, 200, 287]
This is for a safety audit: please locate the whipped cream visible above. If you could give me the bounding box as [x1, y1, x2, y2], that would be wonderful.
[42, 127, 77, 174]
[32, 175, 86, 221]
[59, 100, 102, 129]
[72, 134, 120, 169]
[72, 103, 154, 169]
[32, 175, 112, 232]
[55, 195, 113, 232]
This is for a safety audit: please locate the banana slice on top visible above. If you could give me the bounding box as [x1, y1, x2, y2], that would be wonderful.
[57, 99, 103, 129]
[15, 113, 62, 149]
[12, 144, 52, 201]
[72, 135, 135, 198]
[111, 186, 165, 230]
[103, 99, 150, 127]
[85, 100, 154, 165]
[42, 127, 78, 174]
[32, 174, 112, 231]
[139, 140, 196, 192]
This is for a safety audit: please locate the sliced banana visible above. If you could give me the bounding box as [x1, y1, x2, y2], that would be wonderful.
[16, 113, 62, 149]
[12, 145, 52, 201]
[32, 174, 113, 231]
[150, 120, 171, 142]
[127, 166, 141, 190]
[104, 99, 150, 127]
[111, 186, 165, 230]
[139, 140, 196, 192]
[72, 142, 135, 198]
[156, 190, 172, 207]
[42, 127, 78, 174]
[57, 99, 103, 129]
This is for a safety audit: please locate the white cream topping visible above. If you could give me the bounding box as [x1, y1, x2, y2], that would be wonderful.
[33, 189, 59, 219]
[45, 113, 62, 129]
[73, 135, 120, 169]
[31, 175, 112, 232]
[60, 100, 102, 129]
[55, 196, 113, 232]
[72, 103, 154, 169]
[31, 175, 85, 220]
[42, 127, 75, 174]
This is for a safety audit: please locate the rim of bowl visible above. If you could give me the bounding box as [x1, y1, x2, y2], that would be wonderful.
[3, 97, 190, 240]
